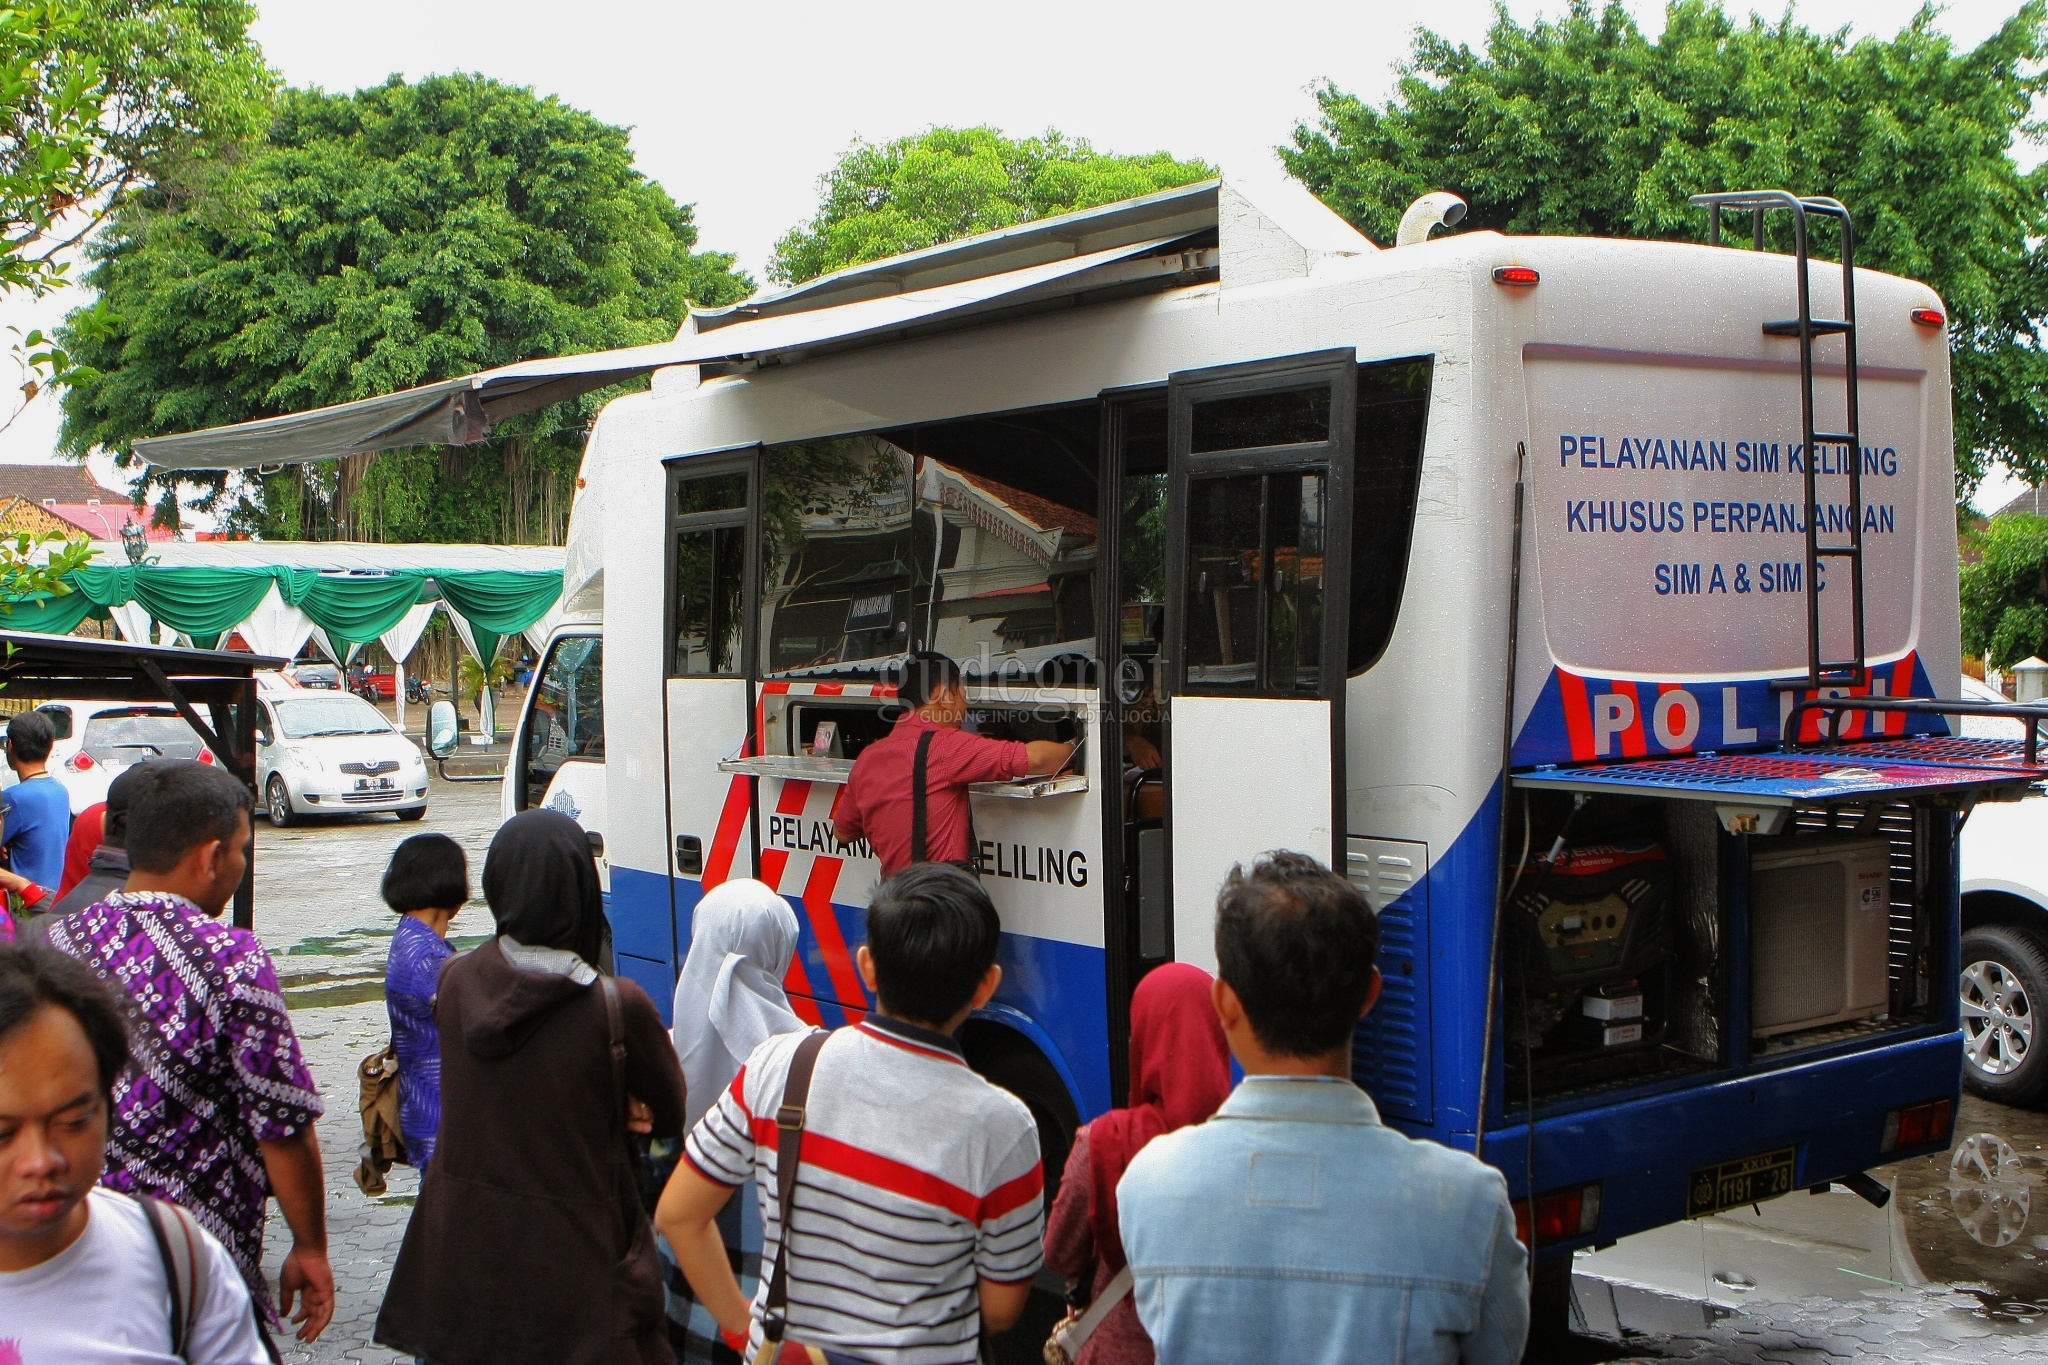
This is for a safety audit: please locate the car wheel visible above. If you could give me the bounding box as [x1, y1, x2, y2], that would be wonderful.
[266, 776, 297, 829]
[397, 806, 426, 822]
[1961, 925, 2048, 1105]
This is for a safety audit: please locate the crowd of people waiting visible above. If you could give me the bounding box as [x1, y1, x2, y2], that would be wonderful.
[0, 700, 1529, 1365]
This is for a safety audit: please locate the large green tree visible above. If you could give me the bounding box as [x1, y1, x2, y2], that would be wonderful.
[1282, 0, 2048, 499]
[0, 0, 270, 419]
[59, 73, 751, 540]
[771, 126, 1213, 285]
[1962, 513, 2048, 666]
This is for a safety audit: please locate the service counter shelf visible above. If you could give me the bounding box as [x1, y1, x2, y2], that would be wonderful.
[716, 756, 1086, 800]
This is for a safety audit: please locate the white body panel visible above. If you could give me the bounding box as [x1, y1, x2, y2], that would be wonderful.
[1169, 695, 1333, 974]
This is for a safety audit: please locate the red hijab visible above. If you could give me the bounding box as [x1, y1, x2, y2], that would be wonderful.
[1088, 962, 1233, 1270]
[58, 802, 102, 899]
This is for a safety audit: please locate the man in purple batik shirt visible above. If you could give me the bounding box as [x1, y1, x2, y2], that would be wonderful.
[45, 762, 334, 1345]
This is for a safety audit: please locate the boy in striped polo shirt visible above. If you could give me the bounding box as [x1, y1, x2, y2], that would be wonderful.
[659, 863, 1044, 1365]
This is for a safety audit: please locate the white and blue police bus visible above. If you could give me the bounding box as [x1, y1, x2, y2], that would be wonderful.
[139, 177, 2044, 1325]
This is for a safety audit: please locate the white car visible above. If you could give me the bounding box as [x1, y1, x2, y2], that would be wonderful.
[256, 689, 429, 826]
[21, 699, 213, 815]
[1956, 673, 2048, 1105]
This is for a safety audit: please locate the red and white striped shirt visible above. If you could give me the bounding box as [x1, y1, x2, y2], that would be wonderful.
[685, 1016, 1045, 1364]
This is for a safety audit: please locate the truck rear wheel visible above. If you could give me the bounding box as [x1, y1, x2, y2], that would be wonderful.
[962, 1023, 1080, 1217]
[1961, 925, 2048, 1106]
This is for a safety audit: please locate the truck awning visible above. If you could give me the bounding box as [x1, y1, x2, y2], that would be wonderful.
[132, 234, 1207, 471]
[1511, 739, 2046, 833]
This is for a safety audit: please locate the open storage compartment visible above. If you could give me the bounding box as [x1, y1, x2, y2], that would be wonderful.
[1504, 737, 2045, 1111]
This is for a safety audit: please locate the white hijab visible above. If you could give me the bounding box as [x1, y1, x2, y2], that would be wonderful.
[672, 878, 805, 1129]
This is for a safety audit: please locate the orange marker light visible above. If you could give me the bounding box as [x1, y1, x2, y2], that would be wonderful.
[1910, 307, 1945, 329]
[1493, 265, 1540, 287]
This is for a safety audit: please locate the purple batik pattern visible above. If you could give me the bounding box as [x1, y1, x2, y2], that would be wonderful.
[48, 891, 323, 1316]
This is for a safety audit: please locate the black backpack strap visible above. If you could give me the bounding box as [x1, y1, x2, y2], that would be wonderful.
[140, 1194, 206, 1362]
[762, 1029, 829, 1345]
[911, 729, 935, 865]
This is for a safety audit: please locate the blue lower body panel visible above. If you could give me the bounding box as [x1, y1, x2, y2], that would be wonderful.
[1480, 1030, 1963, 1249]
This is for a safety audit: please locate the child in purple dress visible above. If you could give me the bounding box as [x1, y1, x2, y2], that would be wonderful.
[382, 833, 468, 1167]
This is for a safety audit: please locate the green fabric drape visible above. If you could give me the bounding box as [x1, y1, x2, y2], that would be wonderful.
[0, 589, 102, 637]
[68, 566, 277, 650]
[23, 564, 559, 661]
[435, 571, 563, 668]
[296, 572, 427, 652]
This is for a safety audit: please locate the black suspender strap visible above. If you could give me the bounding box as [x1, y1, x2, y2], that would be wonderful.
[911, 730, 935, 865]
[762, 1029, 829, 1346]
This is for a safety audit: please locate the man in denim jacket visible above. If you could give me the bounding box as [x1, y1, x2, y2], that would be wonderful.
[1117, 852, 1528, 1363]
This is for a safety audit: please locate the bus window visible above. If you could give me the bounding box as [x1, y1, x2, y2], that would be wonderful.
[760, 437, 924, 675]
[759, 401, 1101, 680]
[1349, 358, 1431, 675]
[522, 636, 603, 809]
[668, 461, 750, 677]
[1183, 470, 1327, 694]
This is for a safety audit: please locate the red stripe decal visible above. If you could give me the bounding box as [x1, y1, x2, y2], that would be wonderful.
[776, 780, 812, 816]
[1890, 654, 1914, 736]
[737, 1124, 1036, 1225]
[827, 783, 850, 825]
[762, 681, 791, 695]
[814, 682, 844, 696]
[1559, 670, 1593, 761]
[759, 848, 790, 890]
[802, 859, 868, 1007]
[784, 955, 821, 1019]
[703, 775, 752, 889]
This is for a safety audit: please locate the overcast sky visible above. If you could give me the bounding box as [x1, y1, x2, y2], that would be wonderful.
[0, 0, 2035, 507]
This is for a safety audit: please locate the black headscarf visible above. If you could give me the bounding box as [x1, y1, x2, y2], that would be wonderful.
[483, 810, 608, 970]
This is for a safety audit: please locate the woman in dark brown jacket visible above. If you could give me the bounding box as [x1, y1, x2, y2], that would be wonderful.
[376, 810, 687, 1365]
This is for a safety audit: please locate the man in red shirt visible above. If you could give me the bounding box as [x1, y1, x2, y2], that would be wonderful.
[837, 653, 1075, 878]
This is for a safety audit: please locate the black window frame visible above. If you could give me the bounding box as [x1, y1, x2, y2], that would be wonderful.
[663, 448, 760, 680]
[513, 631, 605, 811]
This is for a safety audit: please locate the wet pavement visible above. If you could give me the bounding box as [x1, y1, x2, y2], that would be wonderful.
[239, 771, 2048, 1362]
[252, 771, 501, 1365]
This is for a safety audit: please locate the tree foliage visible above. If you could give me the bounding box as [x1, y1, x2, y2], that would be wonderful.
[57, 73, 751, 540]
[770, 126, 1213, 285]
[1962, 513, 2048, 666]
[1281, 0, 2048, 498]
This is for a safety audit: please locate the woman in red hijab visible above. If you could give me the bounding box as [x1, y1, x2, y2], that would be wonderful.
[1043, 962, 1233, 1364]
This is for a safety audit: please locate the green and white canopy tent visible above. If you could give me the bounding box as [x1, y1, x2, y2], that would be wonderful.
[12, 540, 564, 728]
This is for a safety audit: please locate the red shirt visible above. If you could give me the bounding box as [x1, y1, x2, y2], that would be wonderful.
[837, 714, 1028, 877]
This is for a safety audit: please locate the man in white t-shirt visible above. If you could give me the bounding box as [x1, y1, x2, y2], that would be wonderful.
[0, 943, 268, 1364]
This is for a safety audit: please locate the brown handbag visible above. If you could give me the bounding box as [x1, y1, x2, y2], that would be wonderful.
[351, 1042, 405, 1196]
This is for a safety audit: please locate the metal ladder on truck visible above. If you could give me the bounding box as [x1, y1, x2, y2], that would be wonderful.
[1691, 190, 1866, 696]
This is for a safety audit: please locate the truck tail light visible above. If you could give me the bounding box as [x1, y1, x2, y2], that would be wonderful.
[1880, 1097, 1953, 1153]
[67, 751, 93, 771]
[1493, 265, 1540, 287]
[1514, 1180, 1602, 1246]
[198, 748, 214, 765]
[1909, 307, 1945, 329]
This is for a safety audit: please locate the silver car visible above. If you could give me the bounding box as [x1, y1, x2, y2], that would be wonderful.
[256, 690, 430, 826]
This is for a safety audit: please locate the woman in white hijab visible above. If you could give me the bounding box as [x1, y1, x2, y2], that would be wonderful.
[672, 877, 805, 1131]
[659, 878, 807, 1362]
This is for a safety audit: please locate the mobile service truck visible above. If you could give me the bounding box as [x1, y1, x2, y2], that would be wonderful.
[138, 177, 2045, 1326]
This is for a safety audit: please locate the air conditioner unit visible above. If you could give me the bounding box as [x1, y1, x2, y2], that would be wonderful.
[1749, 836, 1892, 1038]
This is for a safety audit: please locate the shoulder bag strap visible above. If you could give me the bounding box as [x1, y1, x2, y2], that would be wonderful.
[762, 1029, 829, 1346]
[140, 1194, 205, 1362]
[1058, 1265, 1135, 1356]
[600, 976, 627, 1130]
[911, 729, 936, 865]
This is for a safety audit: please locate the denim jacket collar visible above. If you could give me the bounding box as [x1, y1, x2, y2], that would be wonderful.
[1214, 1074, 1383, 1126]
